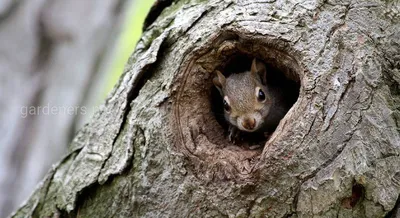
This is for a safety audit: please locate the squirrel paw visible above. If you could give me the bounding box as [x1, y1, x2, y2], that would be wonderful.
[263, 132, 272, 140]
[228, 125, 240, 143]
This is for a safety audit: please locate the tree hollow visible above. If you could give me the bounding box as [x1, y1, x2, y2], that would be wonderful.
[172, 31, 304, 181]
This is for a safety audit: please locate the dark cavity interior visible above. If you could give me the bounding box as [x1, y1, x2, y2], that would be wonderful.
[211, 54, 300, 147]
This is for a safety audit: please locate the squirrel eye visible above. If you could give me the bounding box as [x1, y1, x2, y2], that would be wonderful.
[223, 99, 231, 112]
[257, 89, 266, 102]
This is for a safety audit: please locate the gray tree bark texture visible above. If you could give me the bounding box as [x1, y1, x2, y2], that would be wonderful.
[0, 0, 131, 217]
[11, 0, 400, 217]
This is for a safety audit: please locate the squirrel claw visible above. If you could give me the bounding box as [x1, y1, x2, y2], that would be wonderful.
[263, 132, 272, 140]
[228, 125, 239, 143]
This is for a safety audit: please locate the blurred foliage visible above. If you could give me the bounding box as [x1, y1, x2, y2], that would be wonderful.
[104, 0, 155, 97]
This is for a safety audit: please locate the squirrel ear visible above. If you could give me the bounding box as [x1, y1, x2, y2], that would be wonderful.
[213, 70, 226, 95]
[251, 58, 267, 84]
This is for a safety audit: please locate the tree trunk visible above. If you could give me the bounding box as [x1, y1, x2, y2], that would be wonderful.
[12, 0, 400, 217]
[0, 0, 131, 216]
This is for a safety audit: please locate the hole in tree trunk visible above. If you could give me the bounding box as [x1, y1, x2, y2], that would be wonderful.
[172, 31, 304, 181]
[341, 183, 365, 209]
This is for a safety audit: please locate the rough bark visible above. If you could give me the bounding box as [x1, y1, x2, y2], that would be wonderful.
[0, 0, 131, 216]
[12, 0, 400, 217]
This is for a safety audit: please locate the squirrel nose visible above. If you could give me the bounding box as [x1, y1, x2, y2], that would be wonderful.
[242, 118, 256, 130]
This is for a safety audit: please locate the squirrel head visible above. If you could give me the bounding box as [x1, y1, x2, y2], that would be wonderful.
[213, 58, 271, 132]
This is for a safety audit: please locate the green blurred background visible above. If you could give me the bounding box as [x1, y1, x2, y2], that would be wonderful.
[105, 0, 155, 97]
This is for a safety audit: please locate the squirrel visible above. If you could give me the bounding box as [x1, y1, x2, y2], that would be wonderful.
[213, 58, 288, 142]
